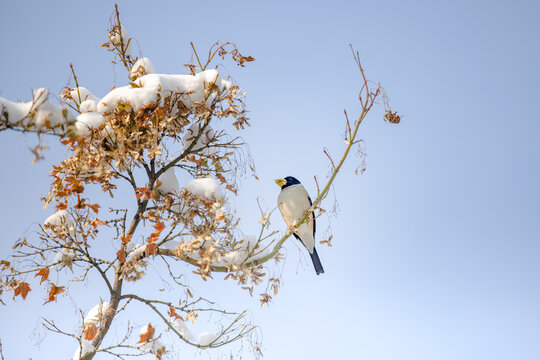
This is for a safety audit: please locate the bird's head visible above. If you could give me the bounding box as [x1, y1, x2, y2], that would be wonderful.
[274, 176, 301, 189]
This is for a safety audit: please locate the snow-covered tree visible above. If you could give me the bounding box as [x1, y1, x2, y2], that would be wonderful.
[0, 6, 396, 360]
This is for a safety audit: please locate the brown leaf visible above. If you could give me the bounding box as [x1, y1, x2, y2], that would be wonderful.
[88, 203, 100, 214]
[13, 281, 31, 300]
[34, 267, 50, 285]
[185, 310, 198, 323]
[148, 221, 165, 243]
[83, 323, 98, 340]
[117, 249, 126, 264]
[44, 283, 66, 304]
[215, 173, 227, 184]
[138, 323, 155, 343]
[168, 306, 184, 321]
[145, 243, 158, 257]
[90, 218, 106, 227]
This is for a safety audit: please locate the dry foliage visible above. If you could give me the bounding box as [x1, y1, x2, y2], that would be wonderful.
[0, 6, 397, 360]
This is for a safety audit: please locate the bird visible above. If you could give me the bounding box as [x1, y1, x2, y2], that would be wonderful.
[275, 176, 324, 275]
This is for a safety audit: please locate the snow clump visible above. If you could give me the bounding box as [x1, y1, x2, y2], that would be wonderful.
[183, 177, 224, 201]
[156, 168, 180, 195]
[44, 210, 74, 228]
[171, 318, 195, 342]
[130, 57, 156, 80]
[109, 24, 132, 57]
[84, 302, 110, 325]
[0, 88, 73, 130]
[198, 332, 218, 346]
[75, 112, 106, 137]
[72, 340, 93, 360]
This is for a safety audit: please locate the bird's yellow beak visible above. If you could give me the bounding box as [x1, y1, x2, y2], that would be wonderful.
[274, 178, 286, 188]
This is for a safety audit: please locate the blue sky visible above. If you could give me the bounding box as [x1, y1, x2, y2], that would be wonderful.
[1, 0, 539, 359]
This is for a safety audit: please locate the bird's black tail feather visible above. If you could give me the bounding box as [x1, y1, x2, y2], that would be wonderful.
[310, 247, 324, 275]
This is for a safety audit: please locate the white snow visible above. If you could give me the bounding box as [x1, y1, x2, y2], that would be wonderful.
[98, 69, 231, 114]
[182, 123, 217, 155]
[125, 241, 136, 253]
[156, 168, 180, 195]
[198, 332, 217, 346]
[126, 243, 146, 261]
[75, 112, 106, 137]
[52, 249, 76, 267]
[171, 318, 195, 341]
[223, 235, 270, 265]
[72, 340, 93, 360]
[109, 24, 132, 57]
[138, 69, 231, 108]
[97, 86, 158, 113]
[69, 87, 100, 106]
[79, 99, 98, 113]
[141, 339, 164, 354]
[0, 88, 73, 130]
[161, 240, 179, 250]
[183, 177, 224, 201]
[84, 302, 110, 324]
[130, 57, 156, 80]
[44, 210, 74, 228]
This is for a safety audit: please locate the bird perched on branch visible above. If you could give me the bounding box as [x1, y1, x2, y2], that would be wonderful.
[275, 176, 324, 275]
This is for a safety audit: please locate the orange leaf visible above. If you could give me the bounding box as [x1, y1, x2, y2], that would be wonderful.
[74, 196, 87, 209]
[34, 267, 50, 285]
[168, 306, 184, 321]
[117, 249, 126, 264]
[90, 218, 106, 227]
[88, 203, 100, 214]
[148, 221, 165, 243]
[13, 281, 31, 300]
[57, 202, 68, 210]
[121, 235, 132, 244]
[61, 138, 76, 147]
[138, 323, 155, 343]
[145, 243, 158, 257]
[83, 323, 98, 340]
[72, 181, 85, 194]
[216, 173, 226, 184]
[136, 187, 155, 200]
[44, 283, 66, 304]
[154, 221, 165, 232]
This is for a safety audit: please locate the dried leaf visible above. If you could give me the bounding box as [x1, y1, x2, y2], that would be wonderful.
[117, 249, 126, 264]
[84, 323, 98, 340]
[44, 283, 66, 304]
[13, 281, 31, 300]
[34, 267, 50, 285]
[145, 243, 158, 257]
[168, 306, 184, 321]
[90, 218, 106, 227]
[138, 323, 155, 343]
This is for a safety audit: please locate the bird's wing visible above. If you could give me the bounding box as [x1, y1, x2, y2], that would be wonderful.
[308, 195, 316, 237]
[278, 185, 315, 253]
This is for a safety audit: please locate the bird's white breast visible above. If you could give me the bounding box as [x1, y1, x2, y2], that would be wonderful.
[277, 184, 315, 253]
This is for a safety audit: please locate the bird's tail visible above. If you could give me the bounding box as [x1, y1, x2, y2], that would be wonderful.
[310, 247, 325, 275]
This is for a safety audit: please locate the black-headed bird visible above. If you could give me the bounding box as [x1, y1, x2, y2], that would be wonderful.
[275, 176, 324, 275]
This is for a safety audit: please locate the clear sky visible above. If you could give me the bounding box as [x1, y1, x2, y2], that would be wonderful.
[1, 0, 539, 359]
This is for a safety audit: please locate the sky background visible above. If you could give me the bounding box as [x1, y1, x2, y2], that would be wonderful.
[1, 0, 539, 359]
